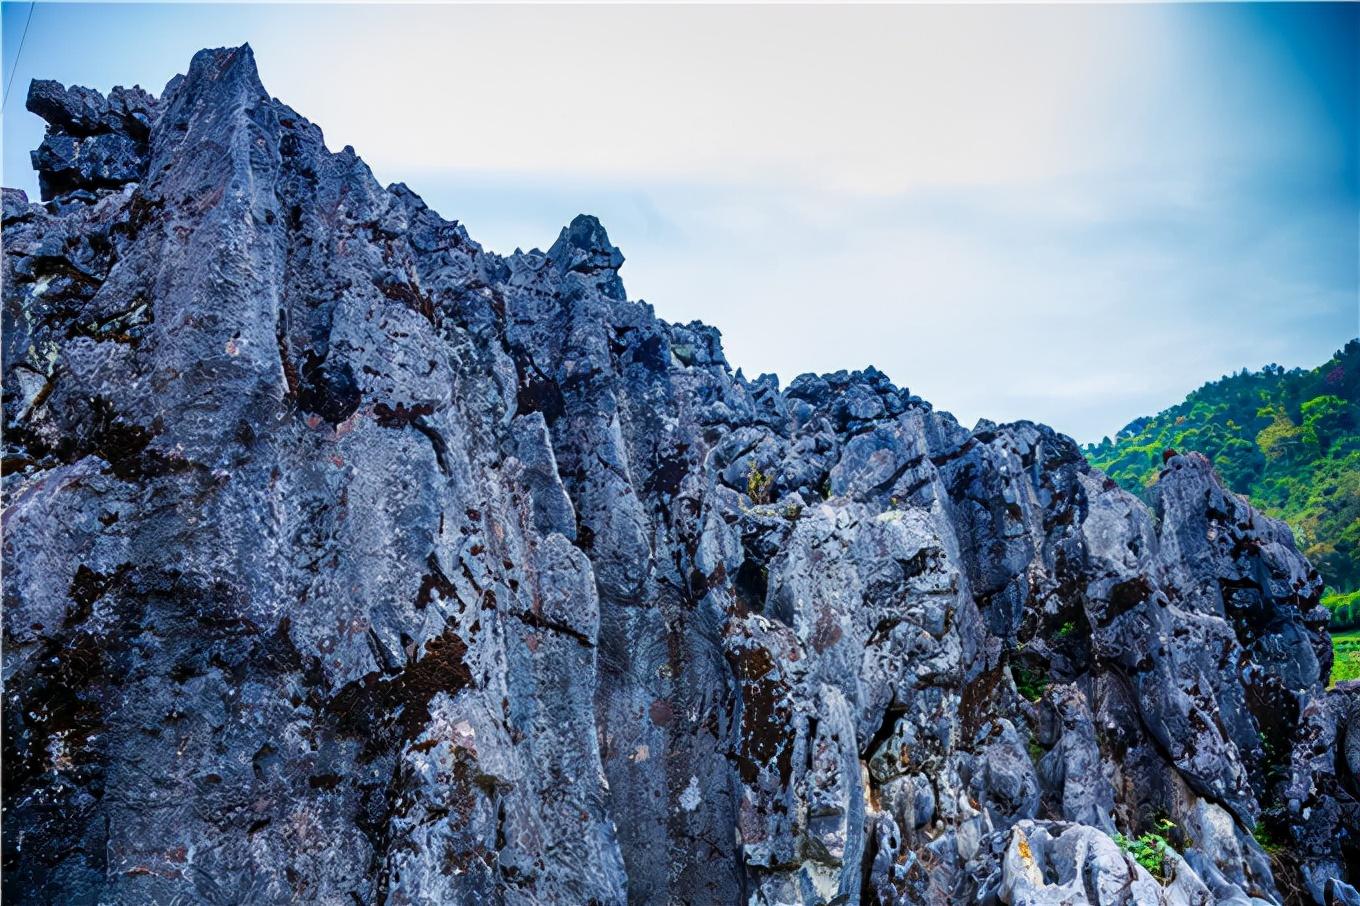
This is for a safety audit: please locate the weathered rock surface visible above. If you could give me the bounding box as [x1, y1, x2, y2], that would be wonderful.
[3, 46, 1357, 905]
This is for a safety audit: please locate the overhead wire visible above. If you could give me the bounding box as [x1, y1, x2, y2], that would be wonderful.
[3, 2, 37, 109]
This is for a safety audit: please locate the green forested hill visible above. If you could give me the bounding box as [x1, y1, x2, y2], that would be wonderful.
[1083, 339, 1360, 629]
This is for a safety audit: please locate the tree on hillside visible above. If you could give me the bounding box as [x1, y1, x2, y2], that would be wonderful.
[1084, 340, 1360, 624]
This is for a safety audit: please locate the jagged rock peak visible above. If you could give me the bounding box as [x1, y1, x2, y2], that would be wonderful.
[548, 212, 628, 300]
[3, 46, 1356, 906]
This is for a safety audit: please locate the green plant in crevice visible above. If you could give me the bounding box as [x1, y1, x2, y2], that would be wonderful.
[747, 462, 773, 504]
[1251, 821, 1286, 857]
[1011, 663, 1048, 703]
[1113, 819, 1178, 879]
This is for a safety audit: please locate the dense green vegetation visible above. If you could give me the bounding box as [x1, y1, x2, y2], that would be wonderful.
[1084, 340, 1360, 636]
[1332, 629, 1360, 686]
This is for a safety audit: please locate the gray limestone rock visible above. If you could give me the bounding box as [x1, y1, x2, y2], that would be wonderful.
[3, 45, 1354, 906]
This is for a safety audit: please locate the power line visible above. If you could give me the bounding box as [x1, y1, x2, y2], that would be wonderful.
[3, 2, 37, 109]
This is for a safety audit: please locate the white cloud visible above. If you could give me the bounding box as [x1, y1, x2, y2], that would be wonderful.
[262, 5, 1174, 195]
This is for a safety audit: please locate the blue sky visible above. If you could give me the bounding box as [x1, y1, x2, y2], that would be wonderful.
[3, 3, 1356, 442]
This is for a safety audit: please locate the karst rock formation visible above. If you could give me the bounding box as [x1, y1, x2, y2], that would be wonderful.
[4, 46, 1358, 906]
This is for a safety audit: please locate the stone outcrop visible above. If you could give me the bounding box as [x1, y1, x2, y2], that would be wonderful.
[3, 46, 1356, 905]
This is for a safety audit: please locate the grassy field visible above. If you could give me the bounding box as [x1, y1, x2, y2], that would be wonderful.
[1331, 628, 1360, 687]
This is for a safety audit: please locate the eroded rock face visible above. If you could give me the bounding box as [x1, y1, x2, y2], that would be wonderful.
[3, 45, 1356, 906]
